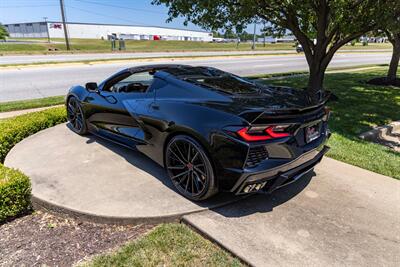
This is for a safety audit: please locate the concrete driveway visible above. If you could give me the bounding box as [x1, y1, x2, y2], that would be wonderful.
[183, 157, 400, 266]
[5, 123, 242, 224]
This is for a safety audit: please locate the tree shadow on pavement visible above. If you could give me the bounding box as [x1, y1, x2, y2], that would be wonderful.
[209, 171, 314, 218]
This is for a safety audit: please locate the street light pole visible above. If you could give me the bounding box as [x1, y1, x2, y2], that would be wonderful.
[43, 17, 50, 43]
[59, 0, 70, 50]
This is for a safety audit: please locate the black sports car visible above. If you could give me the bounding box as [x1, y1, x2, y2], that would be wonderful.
[66, 64, 331, 201]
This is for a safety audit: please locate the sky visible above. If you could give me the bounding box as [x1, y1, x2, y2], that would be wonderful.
[0, 0, 260, 33]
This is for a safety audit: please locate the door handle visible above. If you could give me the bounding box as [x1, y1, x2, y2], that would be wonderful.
[104, 95, 117, 104]
[150, 103, 159, 110]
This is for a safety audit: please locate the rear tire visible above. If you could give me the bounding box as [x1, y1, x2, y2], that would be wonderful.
[67, 96, 88, 135]
[165, 135, 218, 201]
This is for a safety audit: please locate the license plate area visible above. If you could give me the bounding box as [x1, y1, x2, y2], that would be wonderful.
[305, 122, 321, 143]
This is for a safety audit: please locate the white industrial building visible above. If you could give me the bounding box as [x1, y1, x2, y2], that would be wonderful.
[4, 21, 213, 41]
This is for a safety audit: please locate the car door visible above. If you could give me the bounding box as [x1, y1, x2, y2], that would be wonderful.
[85, 70, 155, 148]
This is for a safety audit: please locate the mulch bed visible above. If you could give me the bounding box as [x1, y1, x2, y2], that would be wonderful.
[366, 77, 400, 87]
[0, 211, 154, 266]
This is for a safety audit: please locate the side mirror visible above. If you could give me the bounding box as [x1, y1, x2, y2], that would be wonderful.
[85, 82, 98, 92]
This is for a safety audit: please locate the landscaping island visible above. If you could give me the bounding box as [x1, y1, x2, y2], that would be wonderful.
[0, 66, 398, 265]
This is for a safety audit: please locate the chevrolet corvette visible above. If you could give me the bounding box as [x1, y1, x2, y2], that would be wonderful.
[66, 64, 331, 201]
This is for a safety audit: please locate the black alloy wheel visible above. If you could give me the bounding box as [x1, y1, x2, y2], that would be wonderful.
[67, 97, 87, 135]
[165, 135, 217, 201]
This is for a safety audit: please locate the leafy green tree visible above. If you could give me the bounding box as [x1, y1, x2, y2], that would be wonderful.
[238, 30, 254, 42]
[212, 31, 223, 38]
[367, 0, 400, 84]
[386, 32, 400, 82]
[382, 1, 400, 82]
[223, 28, 236, 39]
[0, 23, 9, 40]
[152, 0, 386, 101]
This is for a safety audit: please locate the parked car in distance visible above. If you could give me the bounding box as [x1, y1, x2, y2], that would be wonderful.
[296, 44, 304, 53]
[66, 64, 331, 201]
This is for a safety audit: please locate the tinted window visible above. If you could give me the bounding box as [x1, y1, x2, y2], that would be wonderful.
[105, 72, 155, 93]
[185, 75, 261, 94]
[163, 66, 260, 95]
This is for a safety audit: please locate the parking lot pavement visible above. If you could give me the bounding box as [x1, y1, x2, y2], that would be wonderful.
[183, 157, 400, 267]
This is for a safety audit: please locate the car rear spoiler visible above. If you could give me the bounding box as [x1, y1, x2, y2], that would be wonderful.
[239, 90, 332, 124]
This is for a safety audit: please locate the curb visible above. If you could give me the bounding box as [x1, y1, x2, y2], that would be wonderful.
[4, 123, 247, 226]
[31, 193, 245, 225]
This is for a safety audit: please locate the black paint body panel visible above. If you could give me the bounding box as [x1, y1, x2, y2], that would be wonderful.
[66, 64, 330, 192]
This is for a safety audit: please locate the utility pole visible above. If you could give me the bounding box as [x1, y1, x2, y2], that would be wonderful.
[263, 21, 266, 47]
[59, 0, 70, 50]
[251, 22, 256, 50]
[43, 17, 50, 43]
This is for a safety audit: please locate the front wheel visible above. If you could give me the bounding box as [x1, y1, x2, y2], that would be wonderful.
[67, 96, 88, 135]
[165, 135, 218, 201]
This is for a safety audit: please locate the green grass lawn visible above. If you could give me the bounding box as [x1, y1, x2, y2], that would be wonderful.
[0, 96, 64, 113]
[83, 223, 242, 267]
[0, 39, 392, 54]
[264, 67, 400, 179]
[0, 39, 293, 54]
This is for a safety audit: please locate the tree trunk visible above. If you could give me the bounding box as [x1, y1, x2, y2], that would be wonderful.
[307, 59, 328, 103]
[387, 35, 400, 81]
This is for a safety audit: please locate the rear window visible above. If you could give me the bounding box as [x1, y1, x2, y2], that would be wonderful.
[164, 66, 261, 95]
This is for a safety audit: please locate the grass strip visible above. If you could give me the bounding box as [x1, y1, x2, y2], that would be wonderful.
[249, 64, 388, 79]
[83, 223, 242, 267]
[263, 67, 399, 179]
[0, 96, 64, 113]
[1, 39, 392, 55]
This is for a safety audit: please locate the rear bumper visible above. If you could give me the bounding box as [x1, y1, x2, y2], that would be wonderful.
[232, 145, 329, 195]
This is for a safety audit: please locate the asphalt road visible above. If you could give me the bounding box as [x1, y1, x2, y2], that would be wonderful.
[0, 52, 391, 102]
[0, 51, 292, 65]
[0, 49, 391, 65]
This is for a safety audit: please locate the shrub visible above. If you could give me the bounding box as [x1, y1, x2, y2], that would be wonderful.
[0, 164, 31, 222]
[0, 106, 67, 222]
[0, 106, 66, 163]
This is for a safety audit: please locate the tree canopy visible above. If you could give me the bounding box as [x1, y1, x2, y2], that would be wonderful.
[152, 0, 389, 101]
[0, 24, 9, 40]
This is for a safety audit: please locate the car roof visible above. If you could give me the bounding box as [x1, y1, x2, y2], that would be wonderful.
[126, 64, 192, 74]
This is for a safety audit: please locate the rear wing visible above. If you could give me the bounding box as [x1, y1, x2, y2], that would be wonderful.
[239, 90, 331, 124]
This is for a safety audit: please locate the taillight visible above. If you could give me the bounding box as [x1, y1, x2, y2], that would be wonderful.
[236, 125, 291, 142]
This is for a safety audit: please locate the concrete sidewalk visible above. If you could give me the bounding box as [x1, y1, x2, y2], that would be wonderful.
[0, 105, 62, 119]
[183, 157, 400, 266]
